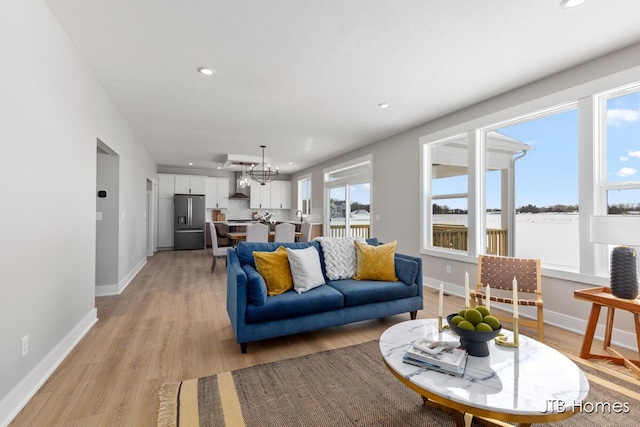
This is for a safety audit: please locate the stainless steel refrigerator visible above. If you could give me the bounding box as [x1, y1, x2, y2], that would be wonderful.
[174, 194, 206, 250]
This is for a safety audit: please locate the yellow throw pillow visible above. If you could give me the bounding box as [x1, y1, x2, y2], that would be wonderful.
[353, 240, 399, 281]
[253, 246, 293, 296]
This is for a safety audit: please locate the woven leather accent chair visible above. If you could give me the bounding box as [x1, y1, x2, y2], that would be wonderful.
[470, 254, 544, 341]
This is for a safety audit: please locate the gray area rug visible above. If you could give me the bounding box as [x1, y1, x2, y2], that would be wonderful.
[159, 340, 640, 426]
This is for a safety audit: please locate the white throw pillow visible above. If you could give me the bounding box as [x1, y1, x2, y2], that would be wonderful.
[286, 246, 326, 293]
[314, 237, 365, 280]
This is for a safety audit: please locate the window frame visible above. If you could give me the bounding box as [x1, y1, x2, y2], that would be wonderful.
[419, 89, 621, 284]
[297, 173, 312, 217]
[593, 83, 640, 275]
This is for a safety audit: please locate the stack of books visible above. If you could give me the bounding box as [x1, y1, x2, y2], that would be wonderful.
[403, 338, 468, 377]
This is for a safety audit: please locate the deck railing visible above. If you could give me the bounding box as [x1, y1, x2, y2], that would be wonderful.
[326, 223, 506, 255]
[329, 224, 371, 239]
[433, 224, 507, 256]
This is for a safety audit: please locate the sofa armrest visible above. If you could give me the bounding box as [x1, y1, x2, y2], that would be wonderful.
[226, 248, 248, 340]
[395, 253, 423, 298]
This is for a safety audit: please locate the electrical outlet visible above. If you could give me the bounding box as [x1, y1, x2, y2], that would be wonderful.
[446, 265, 452, 275]
[21, 335, 28, 357]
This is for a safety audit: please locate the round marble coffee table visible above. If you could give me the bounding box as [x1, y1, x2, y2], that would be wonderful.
[380, 319, 589, 427]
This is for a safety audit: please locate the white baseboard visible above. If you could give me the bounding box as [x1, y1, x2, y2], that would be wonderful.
[95, 257, 147, 297]
[0, 308, 98, 427]
[422, 278, 638, 352]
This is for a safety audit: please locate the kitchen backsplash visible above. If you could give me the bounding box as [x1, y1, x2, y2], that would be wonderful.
[206, 200, 324, 223]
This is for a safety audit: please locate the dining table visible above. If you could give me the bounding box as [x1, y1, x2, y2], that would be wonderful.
[226, 231, 303, 246]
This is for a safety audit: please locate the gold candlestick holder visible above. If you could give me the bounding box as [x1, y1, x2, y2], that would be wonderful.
[495, 317, 519, 348]
[437, 315, 449, 332]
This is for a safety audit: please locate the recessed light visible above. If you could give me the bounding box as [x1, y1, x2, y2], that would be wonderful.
[559, 0, 587, 8]
[216, 166, 222, 170]
[378, 103, 390, 109]
[188, 162, 194, 166]
[288, 161, 294, 165]
[197, 67, 215, 76]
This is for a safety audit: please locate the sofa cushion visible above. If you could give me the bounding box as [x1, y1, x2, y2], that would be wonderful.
[246, 285, 345, 324]
[253, 246, 293, 296]
[243, 265, 268, 306]
[286, 246, 326, 293]
[353, 240, 398, 281]
[237, 241, 323, 269]
[326, 279, 419, 307]
[314, 237, 364, 280]
[395, 257, 419, 285]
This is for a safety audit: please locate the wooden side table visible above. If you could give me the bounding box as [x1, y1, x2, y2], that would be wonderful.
[574, 286, 640, 377]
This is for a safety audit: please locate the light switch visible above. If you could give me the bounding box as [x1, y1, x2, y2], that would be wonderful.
[96, 212, 102, 221]
[375, 214, 380, 221]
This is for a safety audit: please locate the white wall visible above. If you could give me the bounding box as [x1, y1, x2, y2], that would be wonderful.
[0, 0, 156, 424]
[292, 42, 640, 351]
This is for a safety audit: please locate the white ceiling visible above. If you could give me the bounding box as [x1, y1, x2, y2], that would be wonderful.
[44, 0, 640, 173]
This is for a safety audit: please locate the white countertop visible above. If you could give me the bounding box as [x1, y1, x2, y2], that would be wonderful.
[379, 319, 589, 421]
[211, 220, 322, 226]
[211, 221, 256, 225]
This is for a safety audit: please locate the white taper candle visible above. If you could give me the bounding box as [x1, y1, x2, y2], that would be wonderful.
[486, 284, 491, 312]
[439, 282, 444, 317]
[513, 276, 518, 319]
[465, 271, 469, 308]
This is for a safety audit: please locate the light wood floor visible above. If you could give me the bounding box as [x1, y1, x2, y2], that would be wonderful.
[9, 249, 634, 426]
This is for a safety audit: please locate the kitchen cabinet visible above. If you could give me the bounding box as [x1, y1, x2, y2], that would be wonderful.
[157, 198, 174, 248]
[175, 174, 206, 194]
[270, 181, 291, 209]
[250, 182, 271, 209]
[158, 173, 175, 199]
[206, 177, 230, 209]
[250, 180, 291, 209]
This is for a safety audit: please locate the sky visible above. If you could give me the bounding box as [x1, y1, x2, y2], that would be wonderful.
[434, 90, 640, 210]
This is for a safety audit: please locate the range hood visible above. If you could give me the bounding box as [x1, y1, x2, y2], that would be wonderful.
[229, 191, 250, 200]
[229, 172, 250, 199]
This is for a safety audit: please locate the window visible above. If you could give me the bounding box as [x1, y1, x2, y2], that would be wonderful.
[324, 156, 371, 239]
[601, 86, 640, 214]
[421, 79, 640, 278]
[298, 174, 312, 216]
[425, 135, 469, 253]
[593, 86, 640, 276]
[486, 107, 579, 270]
[422, 105, 581, 272]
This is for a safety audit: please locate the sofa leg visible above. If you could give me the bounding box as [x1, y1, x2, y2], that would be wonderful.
[241, 343, 248, 354]
[410, 311, 417, 320]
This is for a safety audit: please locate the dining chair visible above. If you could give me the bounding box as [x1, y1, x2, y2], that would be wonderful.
[209, 223, 228, 273]
[214, 222, 231, 248]
[274, 222, 295, 242]
[299, 221, 312, 242]
[245, 223, 269, 242]
[470, 254, 544, 341]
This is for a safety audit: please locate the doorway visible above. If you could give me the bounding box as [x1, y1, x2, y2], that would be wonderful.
[324, 156, 372, 239]
[96, 139, 120, 293]
[146, 178, 156, 256]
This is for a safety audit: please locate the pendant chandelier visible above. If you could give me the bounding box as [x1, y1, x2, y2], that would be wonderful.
[249, 145, 279, 186]
[237, 164, 251, 189]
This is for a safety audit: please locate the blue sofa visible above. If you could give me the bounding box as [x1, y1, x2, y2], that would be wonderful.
[226, 239, 423, 353]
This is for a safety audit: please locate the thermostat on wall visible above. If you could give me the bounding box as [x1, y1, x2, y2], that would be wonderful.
[98, 190, 107, 198]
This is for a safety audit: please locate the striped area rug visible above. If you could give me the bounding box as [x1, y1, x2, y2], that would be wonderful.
[157, 340, 639, 427]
